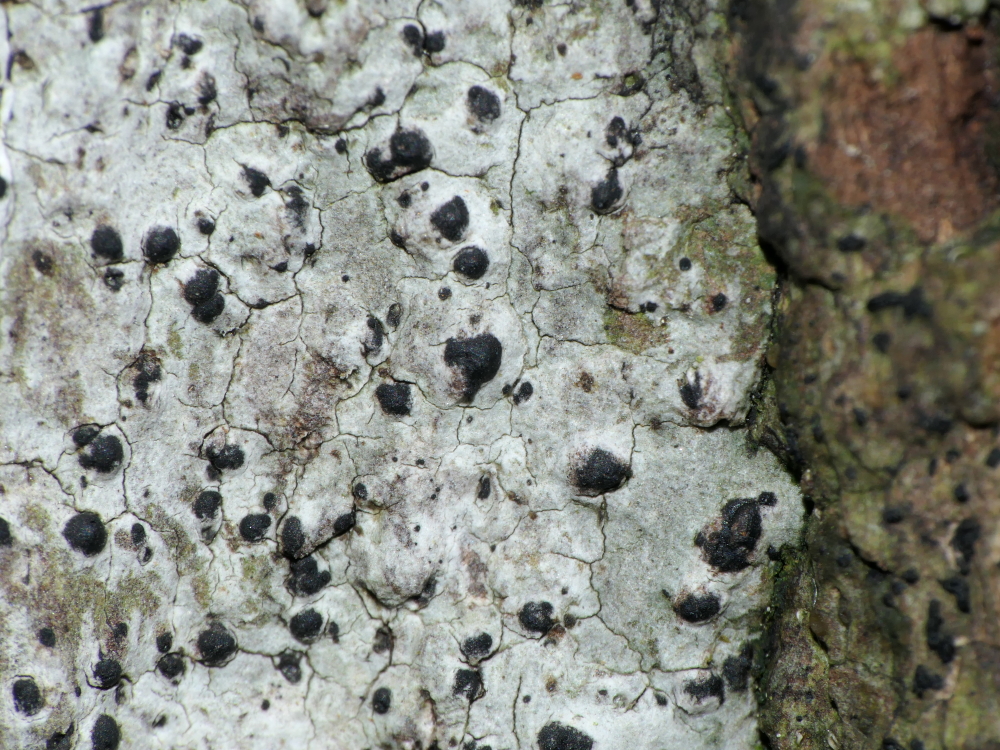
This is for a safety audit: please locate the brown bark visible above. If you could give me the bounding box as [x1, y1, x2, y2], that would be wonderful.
[731, 1, 1000, 748]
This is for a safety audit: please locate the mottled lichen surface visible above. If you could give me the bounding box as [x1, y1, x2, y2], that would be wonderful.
[732, 0, 1000, 747]
[0, 1, 802, 748]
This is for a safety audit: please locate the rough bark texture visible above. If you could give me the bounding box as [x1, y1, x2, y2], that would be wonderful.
[732, 0, 1000, 747]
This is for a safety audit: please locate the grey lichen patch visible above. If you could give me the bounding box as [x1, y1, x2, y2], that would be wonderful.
[1, 0, 800, 747]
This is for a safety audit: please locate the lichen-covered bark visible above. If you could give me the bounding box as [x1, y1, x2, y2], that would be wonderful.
[732, 0, 1000, 747]
[0, 1, 805, 749]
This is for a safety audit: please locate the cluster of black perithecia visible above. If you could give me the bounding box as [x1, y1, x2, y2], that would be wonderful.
[182, 268, 225, 324]
[696, 491, 776, 573]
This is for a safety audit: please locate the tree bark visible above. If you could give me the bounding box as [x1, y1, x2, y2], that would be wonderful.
[732, 1, 1000, 748]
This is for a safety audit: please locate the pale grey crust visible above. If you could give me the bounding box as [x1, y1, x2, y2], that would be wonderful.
[0, 1, 800, 748]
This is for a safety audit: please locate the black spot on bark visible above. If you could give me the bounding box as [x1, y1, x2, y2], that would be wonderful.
[47, 724, 74, 750]
[130, 522, 145, 547]
[940, 576, 971, 613]
[711, 293, 728, 312]
[193, 490, 222, 519]
[365, 129, 434, 183]
[836, 234, 866, 252]
[373, 625, 393, 654]
[197, 74, 217, 106]
[684, 673, 725, 705]
[444, 334, 502, 401]
[79, 434, 124, 472]
[287, 556, 330, 596]
[423, 30, 446, 52]
[519, 601, 554, 634]
[185, 270, 224, 305]
[697, 496, 765, 573]
[276, 651, 302, 683]
[679, 371, 702, 409]
[591, 168, 622, 214]
[143, 226, 179, 264]
[197, 624, 237, 666]
[192, 293, 225, 324]
[87, 8, 104, 43]
[372, 686, 392, 714]
[872, 331, 891, 352]
[0, 517, 11, 547]
[386, 303, 402, 328]
[401, 24, 423, 54]
[332, 510, 356, 537]
[431, 196, 469, 242]
[156, 653, 185, 680]
[363, 316, 385, 356]
[953, 483, 970, 503]
[513, 381, 533, 405]
[13, 677, 43, 715]
[93, 659, 122, 689]
[133, 357, 161, 405]
[63, 512, 108, 556]
[453, 669, 483, 701]
[453, 246, 490, 279]
[38, 627, 56, 647]
[913, 665, 943, 697]
[951, 518, 980, 574]
[572, 447, 630, 495]
[91, 715, 120, 750]
[196, 217, 216, 235]
[674, 591, 721, 623]
[239, 513, 271, 542]
[31, 250, 54, 275]
[289, 609, 323, 643]
[243, 166, 270, 197]
[679, 257, 692, 271]
[91, 225, 123, 261]
[477, 475, 491, 499]
[461, 632, 493, 660]
[281, 516, 305, 557]
[175, 33, 203, 55]
[375, 382, 413, 416]
[866, 287, 932, 320]
[537, 722, 594, 750]
[72, 425, 100, 447]
[882, 506, 905, 524]
[207, 444, 244, 471]
[156, 632, 173, 653]
[926, 600, 955, 663]
[467, 86, 501, 121]
[165, 102, 185, 129]
[722, 643, 753, 692]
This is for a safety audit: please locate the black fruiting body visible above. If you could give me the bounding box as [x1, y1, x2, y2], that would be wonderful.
[143, 226, 180, 264]
[444, 334, 502, 401]
[430, 196, 469, 242]
[519, 601, 554, 634]
[572, 447, 630, 495]
[63, 512, 108, 556]
[79, 435, 124, 473]
[91, 225, 124, 261]
[467, 86, 501, 121]
[453, 246, 490, 279]
[674, 591, 721, 623]
[375, 382, 412, 416]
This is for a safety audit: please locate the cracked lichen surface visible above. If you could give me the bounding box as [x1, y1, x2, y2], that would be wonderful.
[0, 0, 801, 747]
